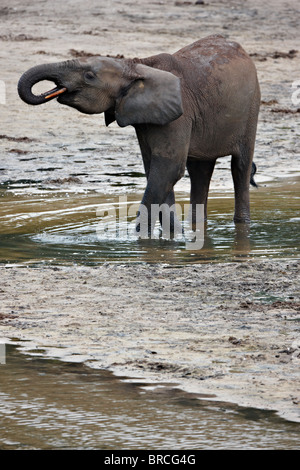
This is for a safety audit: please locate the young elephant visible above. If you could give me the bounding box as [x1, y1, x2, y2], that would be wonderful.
[18, 34, 260, 232]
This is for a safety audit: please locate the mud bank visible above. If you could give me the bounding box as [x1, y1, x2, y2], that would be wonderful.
[0, 258, 299, 423]
[1, 0, 300, 191]
[0, 0, 300, 426]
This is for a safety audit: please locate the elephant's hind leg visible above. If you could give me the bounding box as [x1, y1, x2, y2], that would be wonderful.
[231, 140, 255, 223]
[231, 81, 260, 223]
[186, 157, 216, 225]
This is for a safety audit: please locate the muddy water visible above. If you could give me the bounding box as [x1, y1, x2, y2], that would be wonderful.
[0, 178, 299, 265]
[0, 344, 299, 450]
[0, 178, 299, 449]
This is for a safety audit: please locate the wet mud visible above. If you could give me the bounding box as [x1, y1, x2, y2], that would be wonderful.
[0, 0, 300, 425]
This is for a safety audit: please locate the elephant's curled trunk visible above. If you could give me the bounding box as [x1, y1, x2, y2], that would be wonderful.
[17, 62, 69, 105]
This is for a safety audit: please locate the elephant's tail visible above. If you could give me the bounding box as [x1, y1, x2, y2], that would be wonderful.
[250, 162, 258, 187]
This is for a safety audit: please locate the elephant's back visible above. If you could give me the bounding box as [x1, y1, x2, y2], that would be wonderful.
[173, 34, 258, 103]
[173, 34, 251, 68]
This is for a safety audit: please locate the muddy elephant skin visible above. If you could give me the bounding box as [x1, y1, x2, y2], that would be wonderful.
[18, 34, 260, 232]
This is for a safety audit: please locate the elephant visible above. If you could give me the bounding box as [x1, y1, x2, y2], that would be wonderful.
[18, 34, 260, 235]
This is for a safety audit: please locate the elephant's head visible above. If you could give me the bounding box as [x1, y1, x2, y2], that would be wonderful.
[17, 57, 183, 127]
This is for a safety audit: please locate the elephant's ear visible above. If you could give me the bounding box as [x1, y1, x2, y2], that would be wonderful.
[115, 64, 183, 127]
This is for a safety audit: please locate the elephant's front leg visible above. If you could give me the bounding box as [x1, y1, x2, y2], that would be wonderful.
[137, 154, 185, 237]
[136, 141, 181, 237]
[135, 121, 190, 237]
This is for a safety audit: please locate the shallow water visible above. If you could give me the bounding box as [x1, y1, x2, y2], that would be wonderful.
[0, 177, 299, 265]
[0, 344, 299, 450]
[0, 178, 299, 450]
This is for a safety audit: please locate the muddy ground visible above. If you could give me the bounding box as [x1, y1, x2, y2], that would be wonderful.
[1, 260, 300, 425]
[0, 0, 300, 425]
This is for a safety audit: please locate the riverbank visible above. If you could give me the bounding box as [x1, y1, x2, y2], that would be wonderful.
[1, 258, 299, 422]
[0, 0, 299, 426]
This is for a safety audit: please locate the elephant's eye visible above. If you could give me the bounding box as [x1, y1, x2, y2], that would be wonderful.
[84, 71, 96, 82]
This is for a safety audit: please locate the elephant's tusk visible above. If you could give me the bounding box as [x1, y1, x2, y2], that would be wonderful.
[44, 87, 67, 100]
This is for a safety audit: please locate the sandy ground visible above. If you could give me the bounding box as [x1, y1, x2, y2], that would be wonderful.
[0, 259, 300, 424]
[1, 0, 300, 191]
[0, 0, 300, 424]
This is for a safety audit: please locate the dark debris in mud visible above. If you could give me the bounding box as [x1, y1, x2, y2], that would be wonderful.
[0, 33, 47, 41]
[0, 6, 26, 16]
[8, 149, 29, 155]
[0, 135, 36, 143]
[69, 49, 125, 59]
[270, 108, 300, 114]
[174, 1, 207, 6]
[239, 300, 300, 313]
[250, 50, 298, 61]
[43, 176, 82, 185]
[261, 99, 279, 106]
[0, 313, 18, 321]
